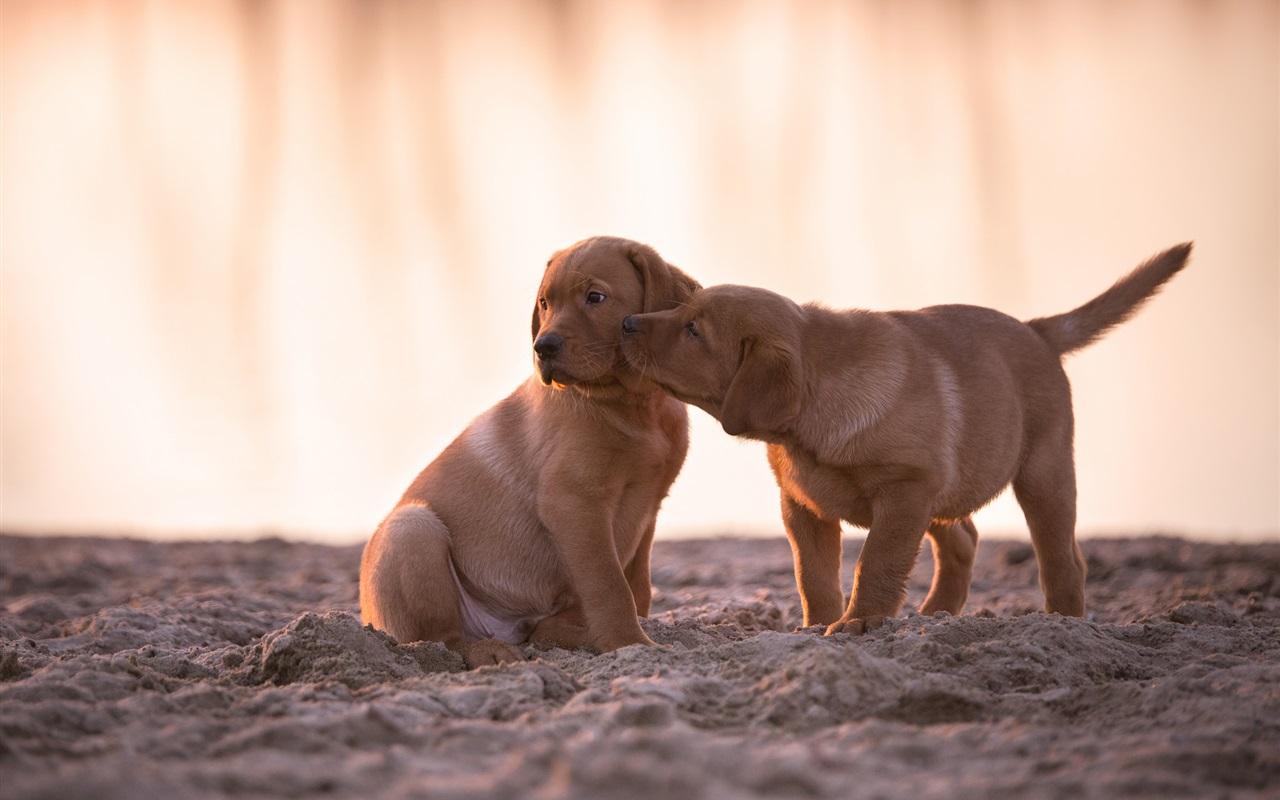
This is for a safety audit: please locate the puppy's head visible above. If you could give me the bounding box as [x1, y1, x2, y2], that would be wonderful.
[532, 237, 700, 390]
[621, 285, 804, 436]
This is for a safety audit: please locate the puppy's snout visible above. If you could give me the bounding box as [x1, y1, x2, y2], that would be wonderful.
[533, 333, 565, 360]
[621, 315, 639, 334]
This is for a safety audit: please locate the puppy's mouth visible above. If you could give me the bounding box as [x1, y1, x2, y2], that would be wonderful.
[623, 362, 713, 408]
[639, 368, 721, 410]
[537, 359, 564, 386]
[538, 359, 617, 389]
[619, 340, 682, 395]
[540, 363, 624, 394]
[663, 382, 717, 410]
[619, 337, 651, 371]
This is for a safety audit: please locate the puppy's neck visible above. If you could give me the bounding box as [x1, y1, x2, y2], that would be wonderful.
[534, 371, 674, 420]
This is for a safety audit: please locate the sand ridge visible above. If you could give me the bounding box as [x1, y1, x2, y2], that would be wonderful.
[1, 535, 1278, 798]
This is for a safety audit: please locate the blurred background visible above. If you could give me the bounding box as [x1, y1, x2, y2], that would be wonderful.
[2, 0, 1276, 542]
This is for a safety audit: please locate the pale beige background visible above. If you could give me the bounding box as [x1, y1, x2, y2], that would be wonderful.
[2, 0, 1277, 541]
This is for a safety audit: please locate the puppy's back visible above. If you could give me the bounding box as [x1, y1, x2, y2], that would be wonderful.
[896, 304, 1064, 384]
[894, 305, 1072, 498]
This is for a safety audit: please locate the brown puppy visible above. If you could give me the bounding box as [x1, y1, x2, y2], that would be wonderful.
[621, 244, 1191, 633]
[360, 237, 698, 666]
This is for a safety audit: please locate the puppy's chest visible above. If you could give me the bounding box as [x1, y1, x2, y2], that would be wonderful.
[615, 404, 687, 478]
[612, 412, 683, 501]
[616, 427, 680, 490]
[769, 444, 877, 524]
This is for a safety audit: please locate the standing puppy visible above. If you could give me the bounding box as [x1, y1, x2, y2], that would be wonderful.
[621, 244, 1190, 634]
[360, 237, 698, 666]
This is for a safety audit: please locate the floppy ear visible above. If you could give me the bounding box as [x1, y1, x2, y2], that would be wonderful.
[533, 251, 558, 342]
[626, 243, 701, 312]
[720, 338, 802, 437]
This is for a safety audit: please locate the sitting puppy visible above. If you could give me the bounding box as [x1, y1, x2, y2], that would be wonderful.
[621, 244, 1191, 634]
[360, 237, 698, 666]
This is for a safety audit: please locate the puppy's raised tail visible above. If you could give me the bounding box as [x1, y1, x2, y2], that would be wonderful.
[1028, 242, 1192, 356]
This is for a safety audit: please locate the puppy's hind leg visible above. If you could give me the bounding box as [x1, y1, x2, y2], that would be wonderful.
[624, 520, 656, 618]
[919, 517, 979, 616]
[1013, 437, 1087, 617]
[359, 504, 523, 667]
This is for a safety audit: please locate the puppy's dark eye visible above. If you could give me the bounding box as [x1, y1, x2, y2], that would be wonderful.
[586, 291, 606, 305]
[685, 320, 700, 338]
[539, 298, 548, 311]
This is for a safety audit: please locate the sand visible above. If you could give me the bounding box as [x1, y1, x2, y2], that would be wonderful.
[1, 533, 1277, 799]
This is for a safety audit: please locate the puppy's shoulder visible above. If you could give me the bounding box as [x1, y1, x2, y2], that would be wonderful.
[798, 304, 909, 366]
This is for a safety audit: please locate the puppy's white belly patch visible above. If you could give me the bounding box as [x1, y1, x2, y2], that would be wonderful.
[447, 557, 542, 644]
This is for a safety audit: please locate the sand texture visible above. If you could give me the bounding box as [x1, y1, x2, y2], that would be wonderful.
[1, 534, 1278, 799]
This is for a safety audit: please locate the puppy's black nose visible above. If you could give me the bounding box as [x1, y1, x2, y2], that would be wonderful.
[621, 315, 638, 334]
[533, 333, 564, 359]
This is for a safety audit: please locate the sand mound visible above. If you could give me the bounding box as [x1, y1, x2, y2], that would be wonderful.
[1, 534, 1277, 798]
[211, 611, 464, 688]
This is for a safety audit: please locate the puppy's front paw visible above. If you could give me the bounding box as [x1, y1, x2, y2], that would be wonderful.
[824, 615, 887, 636]
[462, 639, 525, 668]
[596, 631, 658, 652]
[528, 619, 591, 651]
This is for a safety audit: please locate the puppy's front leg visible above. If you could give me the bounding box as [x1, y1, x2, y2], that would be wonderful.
[781, 494, 844, 627]
[538, 486, 653, 652]
[826, 485, 933, 636]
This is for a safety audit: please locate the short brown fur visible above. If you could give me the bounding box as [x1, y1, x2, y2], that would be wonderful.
[622, 244, 1191, 633]
[360, 237, 698, 666]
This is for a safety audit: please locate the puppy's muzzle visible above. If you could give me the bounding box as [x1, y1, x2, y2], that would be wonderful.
[533, 333, 565, 360]
[534, 332, 565, 385]
[621, 316, 639, 335]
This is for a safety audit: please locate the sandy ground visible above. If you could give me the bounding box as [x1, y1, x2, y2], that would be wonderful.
[1, 533, 1278, 799]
